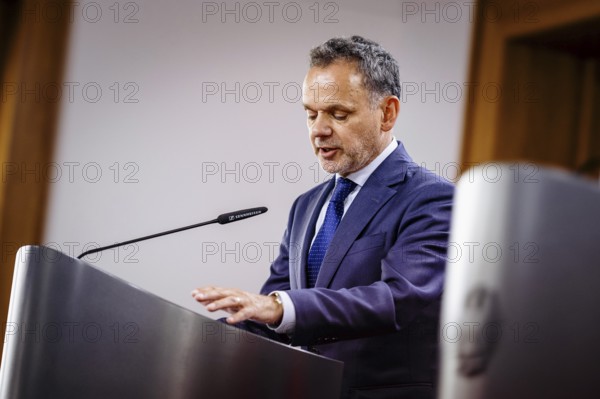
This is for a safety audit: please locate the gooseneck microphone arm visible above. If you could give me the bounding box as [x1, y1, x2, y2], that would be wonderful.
[77, 206, 268, 259]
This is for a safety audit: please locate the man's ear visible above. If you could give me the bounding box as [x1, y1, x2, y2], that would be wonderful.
[380, 96, 400, 132]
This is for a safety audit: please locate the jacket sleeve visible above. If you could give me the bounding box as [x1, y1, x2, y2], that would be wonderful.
[259, 197, 299, 295]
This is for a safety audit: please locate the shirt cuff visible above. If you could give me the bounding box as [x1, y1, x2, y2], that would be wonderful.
[267, 291, 296, 334]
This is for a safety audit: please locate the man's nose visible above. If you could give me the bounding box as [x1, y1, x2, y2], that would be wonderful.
[310, 114, 332, 138]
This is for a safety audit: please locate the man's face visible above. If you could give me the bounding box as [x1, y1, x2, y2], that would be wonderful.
[302, 61, 391, 176]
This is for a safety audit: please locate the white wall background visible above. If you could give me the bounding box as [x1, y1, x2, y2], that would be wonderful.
[43, 0, 472, 318]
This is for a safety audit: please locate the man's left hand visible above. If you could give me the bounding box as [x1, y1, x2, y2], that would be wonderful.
[191, 286, 283, 325]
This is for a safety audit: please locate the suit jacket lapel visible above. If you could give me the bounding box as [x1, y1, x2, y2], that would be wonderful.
[292, 178, 335, 289]
[315, 142, 413, 288]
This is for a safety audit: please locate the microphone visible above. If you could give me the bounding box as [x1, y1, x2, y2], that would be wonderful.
[217, 207, 269, 224]
[77, 206, 268, 259]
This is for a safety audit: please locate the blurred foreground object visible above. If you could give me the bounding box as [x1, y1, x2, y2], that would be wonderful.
[438, 163, 600, 399]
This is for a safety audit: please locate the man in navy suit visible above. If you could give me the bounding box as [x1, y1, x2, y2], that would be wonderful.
[193, 36, 453, 399]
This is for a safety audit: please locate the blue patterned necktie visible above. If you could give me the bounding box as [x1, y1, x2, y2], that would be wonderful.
[307, 177, 357, 288]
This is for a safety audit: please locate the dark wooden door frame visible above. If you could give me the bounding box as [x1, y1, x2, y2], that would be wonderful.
[0, 0, 72, 359]
[461, 0, 600, 171]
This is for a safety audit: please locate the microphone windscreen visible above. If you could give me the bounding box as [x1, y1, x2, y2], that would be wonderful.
[217, 207, 268, 224]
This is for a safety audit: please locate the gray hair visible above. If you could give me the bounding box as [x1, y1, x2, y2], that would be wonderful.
[308, 35, 401, 105]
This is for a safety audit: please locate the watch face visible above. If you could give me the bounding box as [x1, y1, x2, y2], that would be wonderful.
[272, 293, 283, 306]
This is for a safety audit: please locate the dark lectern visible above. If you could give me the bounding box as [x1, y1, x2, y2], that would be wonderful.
[0, 246, 343, 398]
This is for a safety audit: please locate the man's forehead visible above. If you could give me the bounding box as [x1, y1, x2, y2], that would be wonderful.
[302, 64, 366, 105]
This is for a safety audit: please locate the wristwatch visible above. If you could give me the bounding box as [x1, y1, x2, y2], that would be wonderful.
[270, 291, 283, 308]
[267, 292, 284, 328]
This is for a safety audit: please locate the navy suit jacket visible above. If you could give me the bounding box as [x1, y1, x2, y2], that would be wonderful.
[249, 142, 453, 399]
